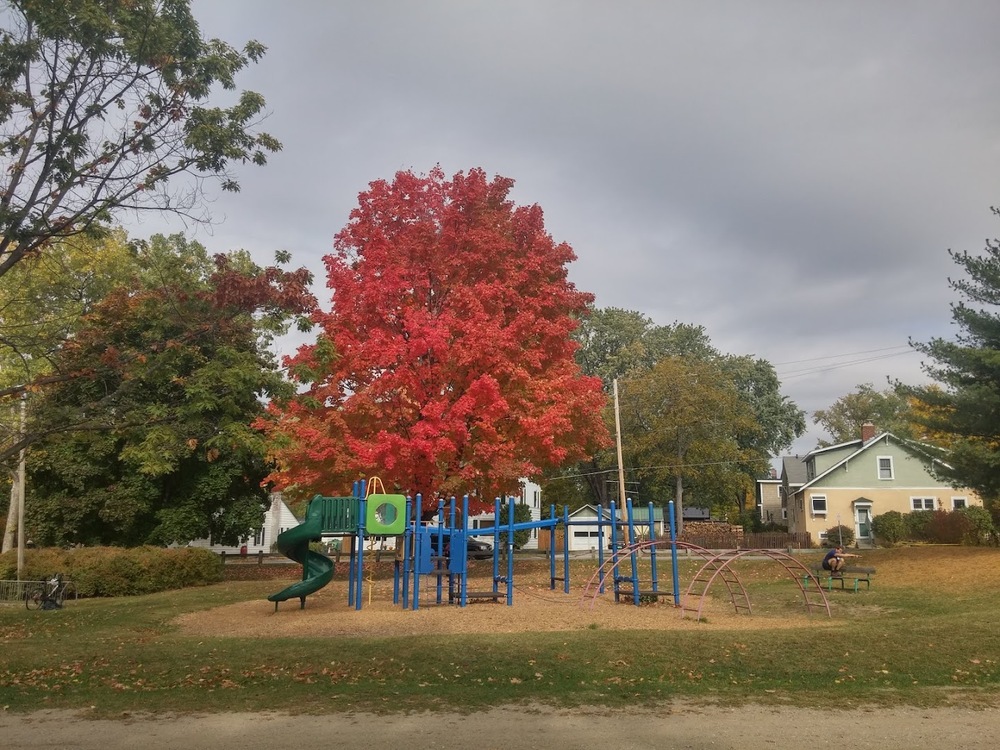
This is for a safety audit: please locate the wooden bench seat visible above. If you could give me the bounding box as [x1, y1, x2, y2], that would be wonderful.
[806, 562, 876, 593]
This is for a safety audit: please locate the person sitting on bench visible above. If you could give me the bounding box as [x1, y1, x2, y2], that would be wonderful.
[822, 546, 859, 576]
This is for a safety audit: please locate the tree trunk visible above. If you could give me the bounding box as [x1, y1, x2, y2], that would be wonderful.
[582, 459, 609, 505]
[1, 478, 16, 553]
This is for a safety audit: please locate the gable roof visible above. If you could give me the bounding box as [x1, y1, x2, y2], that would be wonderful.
[781, 455, 808, 486]
[795, 432, 949, 494]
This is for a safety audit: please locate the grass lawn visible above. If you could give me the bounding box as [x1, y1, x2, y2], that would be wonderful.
[1, 546, 998, 715]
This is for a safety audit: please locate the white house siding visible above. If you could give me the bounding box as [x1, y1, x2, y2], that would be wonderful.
[186, 493, 299, 555]
[465, 479, 544, 550]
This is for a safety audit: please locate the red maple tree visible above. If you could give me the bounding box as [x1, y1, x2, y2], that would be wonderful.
[264, 167, 608, 512]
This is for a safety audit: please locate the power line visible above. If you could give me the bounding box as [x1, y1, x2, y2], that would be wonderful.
[772, 344, 911, 367]
[778, 349, 918, 380]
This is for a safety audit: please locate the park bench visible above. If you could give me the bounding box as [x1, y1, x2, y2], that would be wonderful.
[805, 562, 876, 593]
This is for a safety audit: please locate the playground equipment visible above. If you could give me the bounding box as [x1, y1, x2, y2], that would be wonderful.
[679, 549, 830, 621]
[267, 500, 335, 609]
[269, 483, 830, 619]
[268, 480, 679, 612]
[268, 482, 406, 610]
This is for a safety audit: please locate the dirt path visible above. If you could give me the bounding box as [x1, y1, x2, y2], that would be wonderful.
[3, 704, 999, 750]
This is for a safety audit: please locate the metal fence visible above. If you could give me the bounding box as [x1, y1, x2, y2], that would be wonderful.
[0, 579, 43, 604]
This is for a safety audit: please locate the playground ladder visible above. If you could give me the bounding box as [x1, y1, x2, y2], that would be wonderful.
[680, 550, 752, 621]
[681, 549, 831, 621]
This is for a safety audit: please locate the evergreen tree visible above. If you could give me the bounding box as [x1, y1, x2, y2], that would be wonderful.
[907, 208, 1000, 506]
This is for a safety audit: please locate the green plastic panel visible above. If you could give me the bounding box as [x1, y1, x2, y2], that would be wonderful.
[365, 493, 406, 535]
[311, 495, 361, 534]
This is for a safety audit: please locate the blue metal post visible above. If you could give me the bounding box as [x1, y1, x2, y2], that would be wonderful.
[506, 497, 515, 605]
[648, 501, 659, 597]
[408, 493, 420, 610]
[609, 500, 618, 600]
[493, 497, 502, 591]
[492, 499, 501, 596]
[356, 482, 366, 610]
[562, 503, 570, 594]
[460, 495, 470, 606]
[394, 497, 410, 605]
[548, 503, 556, 590]
[669, 500, 680, 606]
[627, 499, 640, 606]
[436, 499, 446, 605]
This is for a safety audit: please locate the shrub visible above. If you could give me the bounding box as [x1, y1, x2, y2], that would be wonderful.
[905, 510, 934, 540]
[871, 510, 906, 546]
[924, 509, 970, 544]
[823, 524, 855, 548]
[739, 510, 764, 533]
[0, 546, 222, 596]
[956, 506, 997, 545]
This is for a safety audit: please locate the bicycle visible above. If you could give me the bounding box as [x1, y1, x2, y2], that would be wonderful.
[24, 574, 75, 610]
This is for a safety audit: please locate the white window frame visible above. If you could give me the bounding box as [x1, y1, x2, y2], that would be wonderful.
[811, 494, 827, 515]
[911, 496, 935, 511]
[781, 508, 788, 520]
[877, 456, 894, 480]
[951, 496, 967, 510]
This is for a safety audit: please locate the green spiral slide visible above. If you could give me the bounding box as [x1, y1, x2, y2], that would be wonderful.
[268, 500, 334, 609]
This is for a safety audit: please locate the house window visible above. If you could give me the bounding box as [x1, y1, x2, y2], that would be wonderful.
[877, 456, 894, 480]
[253, 527, 265, 546]
[952, 497, 967, 510]
[811, 495, 827, 515]
[781, 508, 788, 520]
[911, 497, 935, 511]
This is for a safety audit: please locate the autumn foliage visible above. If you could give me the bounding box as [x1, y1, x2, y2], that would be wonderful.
[264, 167, 608, 511]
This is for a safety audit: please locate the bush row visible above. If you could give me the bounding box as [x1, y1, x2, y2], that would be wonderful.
[869, 507, 997, 546]
[0, 546, 223, 596]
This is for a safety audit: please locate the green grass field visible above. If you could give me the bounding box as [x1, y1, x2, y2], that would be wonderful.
[1, 546, 998, 715]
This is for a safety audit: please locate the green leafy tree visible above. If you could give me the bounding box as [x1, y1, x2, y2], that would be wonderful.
[813, 383, 913, 446]
[721, 355, 805, 512]
[0, 0, 280, 280]
[563, 308, 716, 506]
[905, 211, 1000, 507]
[617, 356, 761, 534]
[20, 234, 314, 546]
[0, 230, 137, 551]
[564, 307, 803, 519]
[573, 307, 716, 389]
[0, 232, 136, 449]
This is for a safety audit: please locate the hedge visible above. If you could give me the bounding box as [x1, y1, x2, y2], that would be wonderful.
[0, 546, 223, 597]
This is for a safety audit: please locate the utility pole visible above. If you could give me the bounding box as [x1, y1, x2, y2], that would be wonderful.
[612, 379, 627, 508]
[16, 394, 26, 580]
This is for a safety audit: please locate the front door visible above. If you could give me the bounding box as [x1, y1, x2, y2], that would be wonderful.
[855, 505, 872, 543]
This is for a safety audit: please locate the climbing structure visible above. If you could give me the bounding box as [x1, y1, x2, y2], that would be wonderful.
[680, 549, 830, 622]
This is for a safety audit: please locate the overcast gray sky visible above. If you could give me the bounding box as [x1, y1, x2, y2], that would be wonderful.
[134, 1, 1000, 456]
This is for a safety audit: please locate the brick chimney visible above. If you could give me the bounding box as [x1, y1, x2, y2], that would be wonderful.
[861, 422, 876, 443]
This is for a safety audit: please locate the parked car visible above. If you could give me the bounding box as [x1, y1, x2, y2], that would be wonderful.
[443, 537, 494, 560]
[466, 538, 493, 560]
